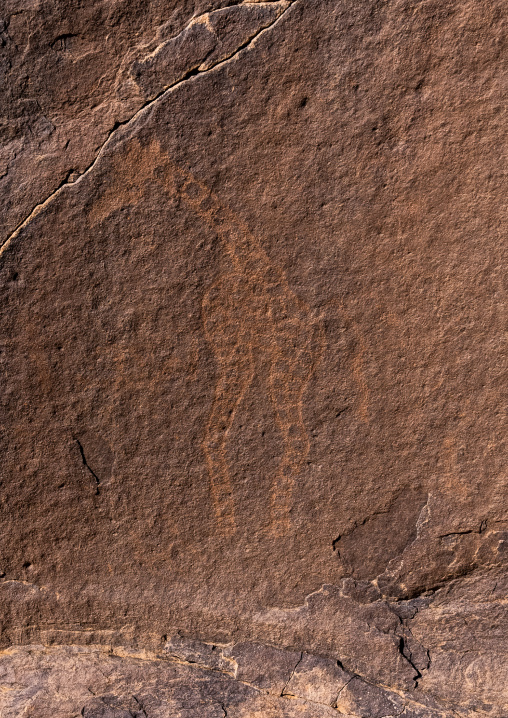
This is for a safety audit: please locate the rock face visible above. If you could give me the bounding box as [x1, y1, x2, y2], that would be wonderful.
[0, 0, 506, 716]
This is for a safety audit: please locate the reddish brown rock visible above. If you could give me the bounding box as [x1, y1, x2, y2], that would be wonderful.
[0, 0, 507, 715]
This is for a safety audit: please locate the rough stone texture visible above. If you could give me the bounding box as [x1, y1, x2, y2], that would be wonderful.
[283, 652, 352, 706]
[0, 642, 453, 717]
[0, 0, 507, 715]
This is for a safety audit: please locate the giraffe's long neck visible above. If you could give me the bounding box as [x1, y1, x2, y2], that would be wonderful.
[157, 157, 280, 284]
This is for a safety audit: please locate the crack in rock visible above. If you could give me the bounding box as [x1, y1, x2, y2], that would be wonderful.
[75, 439, 101, 495]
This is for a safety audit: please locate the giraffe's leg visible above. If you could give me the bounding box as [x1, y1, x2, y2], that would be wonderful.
[270, 404, 309, 535]
[202, 273, 254, 535]
[203, 350, 254, 536]
[268, 354, 313, 536]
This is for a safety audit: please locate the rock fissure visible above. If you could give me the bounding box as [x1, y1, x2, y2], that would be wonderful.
[333, 675, 354, 704]
[438, 530, 474, 539]
[397, 637, 422, 689]
[75, 439, 101, 495]
[132, 694, 149, 718]
[280, 651, 303, 697]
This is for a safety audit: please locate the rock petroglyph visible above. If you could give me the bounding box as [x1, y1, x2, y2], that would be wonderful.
[91, 138, 324, 535]
[162, 149, 324, 536]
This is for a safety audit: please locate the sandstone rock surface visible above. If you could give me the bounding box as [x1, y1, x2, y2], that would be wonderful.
[0, 0, 506, 715]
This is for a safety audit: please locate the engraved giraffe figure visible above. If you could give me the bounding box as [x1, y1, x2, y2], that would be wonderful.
[154, 150, 324, 535]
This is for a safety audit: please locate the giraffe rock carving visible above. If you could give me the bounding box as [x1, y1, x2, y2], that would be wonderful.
[123, 140, 325, 536]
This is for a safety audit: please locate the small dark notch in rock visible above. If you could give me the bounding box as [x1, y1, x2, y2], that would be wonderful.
[335, 406, 350, 418]
[332, 535, 341, 552]
[51, 33, 76, 51]
[439, 529, 474, 539]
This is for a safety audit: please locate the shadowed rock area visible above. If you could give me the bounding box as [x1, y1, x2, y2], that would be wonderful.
[0, 0, 506, 715]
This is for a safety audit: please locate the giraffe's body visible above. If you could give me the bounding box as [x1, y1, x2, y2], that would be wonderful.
[152, 146, 324, 534]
